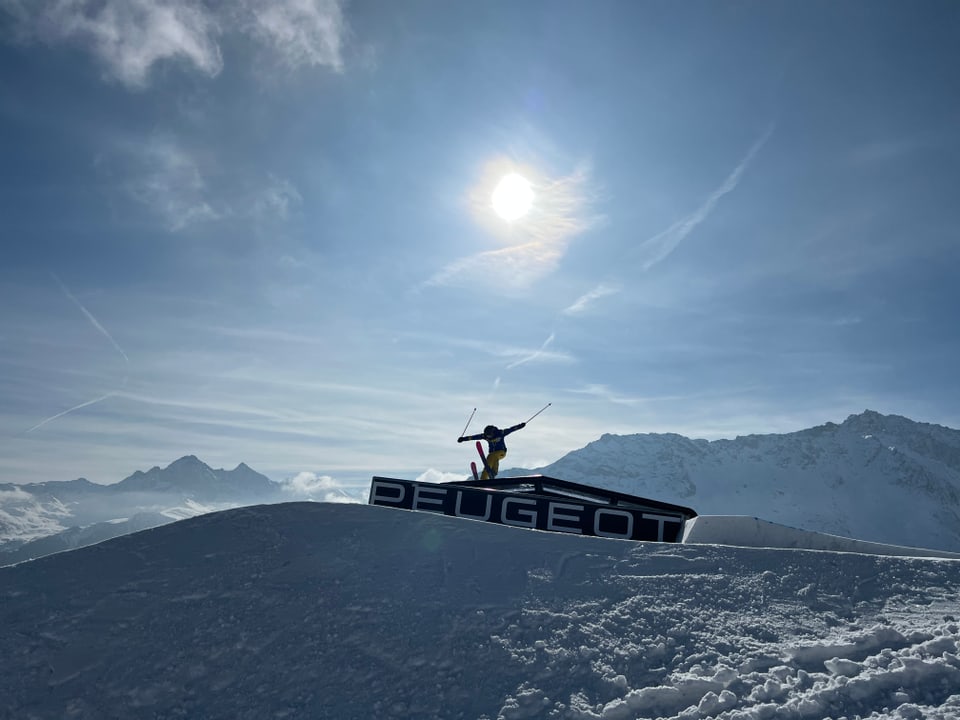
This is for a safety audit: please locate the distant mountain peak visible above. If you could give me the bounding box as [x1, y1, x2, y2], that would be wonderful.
[110, 455, 279, 502]
[167, 455, 206, 469]
[840, 410, 919, 435]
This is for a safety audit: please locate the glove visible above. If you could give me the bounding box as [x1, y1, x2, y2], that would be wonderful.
[519, 423, 526, 428]
[457, 437, 465, 443]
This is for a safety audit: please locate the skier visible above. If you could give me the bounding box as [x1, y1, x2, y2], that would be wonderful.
[459, 422, 525, 480]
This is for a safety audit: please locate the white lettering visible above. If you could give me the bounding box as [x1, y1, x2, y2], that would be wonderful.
[371, 480, 406, 506]
[642, 513, 679, 542]
[594, 508, 634, 539]
[501, 497, 537, 528]
[547, 502, 584, 534]
[413, 485, 447, 511]
[455, 490, 492, 521]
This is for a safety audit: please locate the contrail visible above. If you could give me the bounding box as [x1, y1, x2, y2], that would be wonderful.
[563, 282, 621, 316]
[25, 276, 130, 433]
[26, 392, 117, 434]
[52, 273, 130, 366]
[636, 124, 774, 271]
[506, 331, 556, 370]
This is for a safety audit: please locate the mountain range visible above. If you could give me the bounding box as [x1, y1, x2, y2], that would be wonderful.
[3, 409, 960, 565]
[0, 456, 286, 564]
[515, 409, 960, 552]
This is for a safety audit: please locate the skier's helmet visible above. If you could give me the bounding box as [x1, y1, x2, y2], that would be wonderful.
[483, 425, 499, 437]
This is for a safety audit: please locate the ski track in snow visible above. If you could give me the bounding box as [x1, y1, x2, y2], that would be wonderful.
[2, 502, 960, 720]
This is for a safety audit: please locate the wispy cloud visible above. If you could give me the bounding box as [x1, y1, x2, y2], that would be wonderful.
[111, 134, 219, 231]
[564, 283, 621, 316]
[424, 241, 570, 292]
[5, 0, 223, 87]
[244, 0, 346, 72]
[425, 162, 599, 291]
[4, 0, 348, 88]
[400, 331, 575, 367]
[569, 383, 649, 407]
[635, 125, 774, 271]
[253, 173, 303, 221]
[103, 135, 302, 231]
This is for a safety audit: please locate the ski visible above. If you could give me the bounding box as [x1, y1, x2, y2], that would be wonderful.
[476, 440, 496, 480]
[470, 461, 480, 482]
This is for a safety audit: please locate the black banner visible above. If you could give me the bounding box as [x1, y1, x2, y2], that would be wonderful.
[369, 477, 687, 543]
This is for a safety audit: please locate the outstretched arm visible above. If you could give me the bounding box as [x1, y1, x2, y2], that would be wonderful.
[502, 422, 526, 437]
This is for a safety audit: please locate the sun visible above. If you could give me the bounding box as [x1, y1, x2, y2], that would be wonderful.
[491, 172, 534, 222]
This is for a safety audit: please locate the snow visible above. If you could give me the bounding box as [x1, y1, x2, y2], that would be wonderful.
[3, 501, 960, 719]
[522, 412, 960, 553]
[160, 498, 219, 521]
[0, 485, 71, 542]
[682, 516, 960, 560]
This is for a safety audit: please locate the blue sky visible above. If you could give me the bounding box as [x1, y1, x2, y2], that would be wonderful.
[2, 0, 959, 487]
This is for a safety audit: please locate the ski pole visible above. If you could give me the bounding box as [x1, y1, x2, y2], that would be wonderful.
[460, 407, 477, 437]
[524, 403, 551, 424]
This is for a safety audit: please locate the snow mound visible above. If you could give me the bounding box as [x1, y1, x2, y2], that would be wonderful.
[2, 502, 959, 719]
[683, 515, 960, 559]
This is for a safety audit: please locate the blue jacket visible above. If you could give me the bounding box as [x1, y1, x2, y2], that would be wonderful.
[461, 423, 525, 453]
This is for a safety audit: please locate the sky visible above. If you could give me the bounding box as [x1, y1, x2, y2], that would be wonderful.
[3, 501, 960, 718]
[2, 0, 960, 486]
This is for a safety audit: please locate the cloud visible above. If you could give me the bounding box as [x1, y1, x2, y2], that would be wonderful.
[416, 469, 468, 484]
[635, 125, 773, 271]
[243, 0, 346, 72]
[281, 471, 360, 502]
[569, 383, 648, 407]
[4, 0, 348, 88]
[425, 161, 599, 291]
[284, 471, 337, 494]
[4, 0, 223, 87]
[424, 241, 570, 291]
[111, 134, 219, 231]
[101, 135, 304, 230]
[0, 487, 71, 541]
[403, 332, 574, 367]
[253, 174, 303, 221]
[564, 283, 621, 316]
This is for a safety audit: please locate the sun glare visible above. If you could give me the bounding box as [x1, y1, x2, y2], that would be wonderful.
[491, 173, 534, 222]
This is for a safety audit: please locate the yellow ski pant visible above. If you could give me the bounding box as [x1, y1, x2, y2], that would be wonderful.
[481, 449, 507, 480]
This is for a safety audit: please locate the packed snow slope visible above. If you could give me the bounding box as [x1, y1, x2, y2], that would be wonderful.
[516, 411, 960, 553]
[3, 502, 960, 720]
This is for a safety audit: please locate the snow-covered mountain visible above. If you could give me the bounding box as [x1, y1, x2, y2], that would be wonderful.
[0, 456, 286, 564]
[116, 455, 279, 500]
[512, 410, 960, 553]
[5, 410, 960, 564]
[2, 502, 959, 720]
